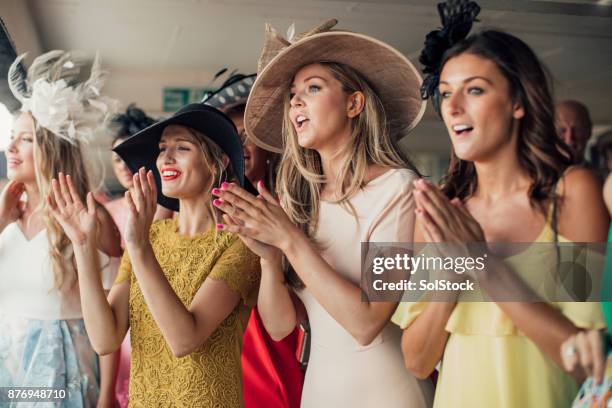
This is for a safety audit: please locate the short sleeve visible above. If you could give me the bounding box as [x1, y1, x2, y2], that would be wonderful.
[114, 250, 133, 285]
[391, 301, 428, 329]
[367, 170, 416, 243]
[208, 236, 261, 305]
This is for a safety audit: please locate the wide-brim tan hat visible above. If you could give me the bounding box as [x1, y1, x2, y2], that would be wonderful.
[244, 19, 426, 153]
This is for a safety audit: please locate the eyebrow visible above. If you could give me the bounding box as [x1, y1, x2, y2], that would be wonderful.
[439, 76, 493, 86]
[290, 75, 328, 89]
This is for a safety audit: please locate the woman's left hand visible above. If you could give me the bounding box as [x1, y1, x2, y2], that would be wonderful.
[124, 168, 157, 248]
[212, 181, 299, 251]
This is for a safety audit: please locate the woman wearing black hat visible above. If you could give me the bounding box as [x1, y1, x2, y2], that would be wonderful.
[47, 104, 260, 407]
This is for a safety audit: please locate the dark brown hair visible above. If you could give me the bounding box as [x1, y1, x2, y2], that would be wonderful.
[439, 30, 572, 214]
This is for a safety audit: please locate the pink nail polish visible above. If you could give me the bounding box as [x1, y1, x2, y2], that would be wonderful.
[213, 199, 223, 206]
[257, 180, 263, 188]
[212, 188, 220, 195]
[221, 182, 230, 189]
[216, 224, 224, 230]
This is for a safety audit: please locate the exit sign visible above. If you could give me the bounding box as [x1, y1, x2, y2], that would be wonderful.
[163, 87, 212, 112]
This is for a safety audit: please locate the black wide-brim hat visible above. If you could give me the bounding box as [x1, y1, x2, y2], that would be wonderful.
[113, 103, 256, 211]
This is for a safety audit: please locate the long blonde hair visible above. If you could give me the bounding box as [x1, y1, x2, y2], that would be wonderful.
[31, 115, 91, 289]
[276, 61, 419, 286]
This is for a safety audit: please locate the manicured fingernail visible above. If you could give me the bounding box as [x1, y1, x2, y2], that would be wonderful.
[212, 199, 223, 206]
[257, 180, 264, 188]
[212, 188, 221, 195]
[221, 182, 230, 189]
[216, 223, 224, 230]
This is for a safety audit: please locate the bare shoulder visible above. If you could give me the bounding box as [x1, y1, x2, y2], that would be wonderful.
[557, 167, 609, 242]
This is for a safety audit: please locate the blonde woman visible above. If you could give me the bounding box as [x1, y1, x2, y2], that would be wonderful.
[213, 20, 434, 407]
[48, 104, 260, 407]
[0, 51, 121, 406]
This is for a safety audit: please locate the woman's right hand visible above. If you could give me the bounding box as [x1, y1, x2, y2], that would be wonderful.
[561, 329, 608, 384]
[47, 172, 99, 246]
[222, 210, 282, 262]
[0, 180, 25, 228]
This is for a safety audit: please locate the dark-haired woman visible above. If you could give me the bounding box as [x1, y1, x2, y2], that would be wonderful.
[393, 19, 608, 408]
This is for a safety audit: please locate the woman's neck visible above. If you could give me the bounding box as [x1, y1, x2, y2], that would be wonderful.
[320, 150, 350, 198]
[23, 181, 41, 216]
[473, 150, 531, 203]
[177, 195, 212, 236]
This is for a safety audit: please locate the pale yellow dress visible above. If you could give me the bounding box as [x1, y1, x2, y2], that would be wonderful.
[393, 217, 605, 408]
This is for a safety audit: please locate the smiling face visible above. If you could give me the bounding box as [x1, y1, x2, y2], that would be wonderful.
[439, 53, 525, 163]
[288, 63, 358, 154]
[155, 125, 214, 201]
[111, 137, 134, 189]
[6, 112, 37, 184]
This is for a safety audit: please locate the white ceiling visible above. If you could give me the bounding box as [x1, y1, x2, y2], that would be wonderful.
[2, 0, 612, 156]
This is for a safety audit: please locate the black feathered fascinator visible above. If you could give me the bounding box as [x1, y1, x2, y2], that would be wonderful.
[420, 0, 481, 114]
[111, 104, 157, 139]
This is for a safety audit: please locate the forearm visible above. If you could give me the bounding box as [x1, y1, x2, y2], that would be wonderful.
[74, 244, 123, 353]
[127, 243, 199, 356]
[98, 352, 119, 406]
[283, 231, 394, 345]
[401, 302, 455, 378]
[257, 258, 298, 341]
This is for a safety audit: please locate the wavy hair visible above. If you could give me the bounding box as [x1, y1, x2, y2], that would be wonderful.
[276, 62, 420, 287]
[439, 30, 572, 215]
[30, 114, 91, 289]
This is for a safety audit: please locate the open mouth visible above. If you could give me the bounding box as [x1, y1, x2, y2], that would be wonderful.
[452, 124, 474, 136]
[161, 168, 182, 181]
[295, 115, 309, 131]
[7, 159, 22, 168]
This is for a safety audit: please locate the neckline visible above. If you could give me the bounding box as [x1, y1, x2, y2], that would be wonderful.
[320, 168, 399, 203]
[169, 219, 215, 241]
[11, 222, 46, 243]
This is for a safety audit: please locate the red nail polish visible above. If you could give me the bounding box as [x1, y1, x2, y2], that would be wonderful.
[216, 224, 224, 230]
[213, 199, 222, 206]
[212, 188, 220, 195]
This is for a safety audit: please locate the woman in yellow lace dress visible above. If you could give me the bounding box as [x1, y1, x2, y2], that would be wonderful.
[46, 104, 260, 407]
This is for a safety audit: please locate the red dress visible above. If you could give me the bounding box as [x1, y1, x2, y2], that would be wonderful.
[242, 307, 304, 408]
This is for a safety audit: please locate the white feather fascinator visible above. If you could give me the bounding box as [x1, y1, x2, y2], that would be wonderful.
[8, 50, 118, 144]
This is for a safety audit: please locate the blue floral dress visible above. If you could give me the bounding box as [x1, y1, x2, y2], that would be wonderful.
[0, 223, 118, 407]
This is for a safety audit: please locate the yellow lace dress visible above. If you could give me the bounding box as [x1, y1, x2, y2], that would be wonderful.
[115, 219, 260, 407]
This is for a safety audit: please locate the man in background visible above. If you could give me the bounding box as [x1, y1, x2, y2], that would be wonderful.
[555, 100, 593, 164]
